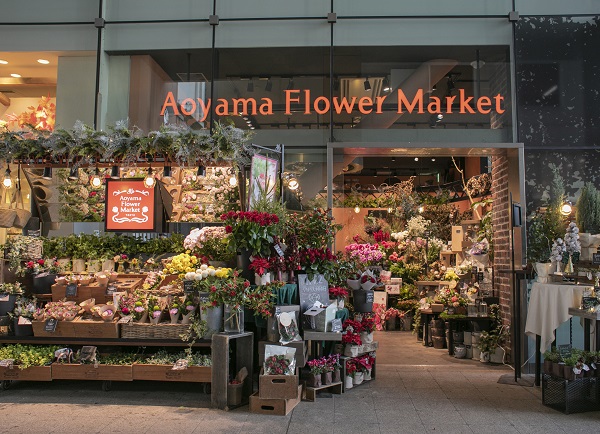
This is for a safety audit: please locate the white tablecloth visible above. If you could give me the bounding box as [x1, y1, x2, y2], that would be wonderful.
[525, 282, 590, 352]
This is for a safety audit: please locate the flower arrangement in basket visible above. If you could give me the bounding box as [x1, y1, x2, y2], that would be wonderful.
[436, 286, 467, 309]
[147, 296, 165, 324]
[220, 210, 281, 258]
[119, 294, 148, 322]
[183, 226, 232, 262]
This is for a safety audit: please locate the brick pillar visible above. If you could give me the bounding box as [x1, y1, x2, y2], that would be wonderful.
[491, 154, 511, 357]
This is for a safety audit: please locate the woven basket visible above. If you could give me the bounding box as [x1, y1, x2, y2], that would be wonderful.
[24, 238, 43, 260]
[120, 322, 192, 340]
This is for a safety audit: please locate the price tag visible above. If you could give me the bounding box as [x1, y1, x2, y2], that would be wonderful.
[330, 318, 343, 333]
[44, 318, 58, 333]
[65, 283, 78, 297]
[183, 280, 195, 294]
[118, 316, 132, 324]
[274, 243, 285, 258]
[198, 292, 210, 304]
[27, 229, 41, 237]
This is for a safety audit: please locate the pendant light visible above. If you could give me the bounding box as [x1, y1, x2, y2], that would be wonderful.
[2, 164, 12, 189]
[144, 167, 156, 188]
[90, 167, 102, 188]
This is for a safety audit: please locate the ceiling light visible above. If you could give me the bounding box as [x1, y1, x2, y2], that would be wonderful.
[250, 126, 255, 130]
[144, 167, 155, 188]
[560, 201, 573, 216]
[3, 166, 12, 189]
[431, 158, 436, 162]
[383, 77, 391, 92]
[363, 77, 371, 91]
[414, 157, 419, 162]
[470, 60, 486, 69]
[42, 167, 52, 180]
[37, 59, 50, 65]
[110, 165, 120, 179]
[90, 168, 102, 187]
[354, 206, 361, 214]
[10, 73, 21, 78]
[197, 165, 206, 177]
[0, 60, 8, 65]
[68, 166, 79, 181]
[265, 79, 272, 92]
[247, 80, 254, 92]
[418, 205, 425, 214]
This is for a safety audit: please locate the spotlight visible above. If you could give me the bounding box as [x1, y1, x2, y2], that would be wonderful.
[288, 177, 299, 191]
[354, 206, 361, 214]
[144, 167, 156, 188]
[229, 174, 238, 186]
[561, 201, 573, 216]
[265, 79, 272, 92]
[90, 168, 102, 188]
[197, 165, 206, 177]
[2, 166, 12, 189]
[247, 80, 254, 92]
[363, 77, 371, 91]
[414, 157, 419, 162]
[163, 165, 172, 178]
[429, 113, 443, 128]
[68, 166, 79, 181]
[42, 167, 52, 180]
[418, 205, 425, 214]
[110, 165, 120, 179]
[383, 77, 391, 92]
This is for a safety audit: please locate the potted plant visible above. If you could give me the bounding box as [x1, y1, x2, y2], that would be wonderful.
[327, 354, 342, 383]
[397, 299, 418, 331]
[0, 282, 24, 316]
[306, 358, 324, 387]
[477, 304, 508, 363]
[543, 349, 561, 375]
[181, 294, 197, 325]
[329, 286, 349, 309]
[346, 271, 362, 290]
[342, 319, 363, 357]
[345, 359, 357, 389]
[360, 315, 375, 344]
[148, 296, 163, 325]
[10, 296, 36, 336]
[169, 297, 181, 324]
[249, 256, 271, 286]
[384, 307, 400, 331]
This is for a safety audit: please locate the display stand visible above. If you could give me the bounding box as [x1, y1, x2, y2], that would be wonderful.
[304, 381, 342, 401]
[211, 332, 254, 410]
[304, 331, 342, 358]
[446, 316, 491, 355]
[340, 342, 378, 392]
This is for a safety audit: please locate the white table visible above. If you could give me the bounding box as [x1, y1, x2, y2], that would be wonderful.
[524, 282, 590, 385]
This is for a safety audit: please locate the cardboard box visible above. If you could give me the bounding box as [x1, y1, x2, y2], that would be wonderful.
[258, 340, 307, 368]
[303, 303, 337, 332]
[373, 291, 387, 308]
[259, 368, 299, 399]
[249, 385, 302, 415]
[451, 226, 464, 252]
[390, 277, 402, 285]
[385, 284, 400, 295]
[32, 317, 120, 339]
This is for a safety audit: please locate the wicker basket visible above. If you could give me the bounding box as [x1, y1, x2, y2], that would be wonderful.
[120, 322, 192, 340]
[24, 238, 43, 260]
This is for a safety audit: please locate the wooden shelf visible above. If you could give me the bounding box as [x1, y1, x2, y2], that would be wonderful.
[0, 336, 211, 347]
[304, 381, 343, 401]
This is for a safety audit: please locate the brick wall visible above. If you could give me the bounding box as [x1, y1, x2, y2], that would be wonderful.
[489, 60, 509, 130]
[491, 154, 511, 356]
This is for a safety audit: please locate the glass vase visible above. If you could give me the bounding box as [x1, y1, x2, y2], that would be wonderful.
[223, 303, 244, 334]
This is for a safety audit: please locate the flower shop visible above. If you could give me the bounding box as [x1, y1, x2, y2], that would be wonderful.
[0, 120, 534, 413]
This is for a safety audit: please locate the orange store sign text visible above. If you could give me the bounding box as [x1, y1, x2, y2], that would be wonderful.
[161, 89, 505, 122]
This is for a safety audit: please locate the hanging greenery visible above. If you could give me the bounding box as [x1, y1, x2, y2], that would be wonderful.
[0, 120, 254, 168]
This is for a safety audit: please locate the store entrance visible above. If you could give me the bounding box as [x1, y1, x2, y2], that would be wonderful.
[326, 142, 524, 364]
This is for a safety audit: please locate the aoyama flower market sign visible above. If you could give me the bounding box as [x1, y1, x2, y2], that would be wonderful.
[105, 180, 156, 232]
[161, 89, 506, 123]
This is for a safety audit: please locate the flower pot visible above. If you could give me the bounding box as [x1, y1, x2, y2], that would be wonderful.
[431, 327, 445, 337]
[150, 310, 163, 325]
[181, 309, 196, 324]
[489, 347, 504, 364]
[353, 371, 364, 385]
[200, 302, 223, 338]
[472, 346, 481, 361]
[360, 331, 374, 344]
[543, 360, 553, 375]
[96, 276, 109, 287]
[471, 332, 481, 345]
[13, 317, 33, 337]
[344, 345, 359, 357]
[454, 306, 467, 315]
[386, 318, 397, 331]
[0, 316, 10, 336]
[535, 262, 553, 283]
[364, 368, 372, 381]
[352, 289, 374, 313]
[255, 273, 271, 286]
[169, 311, 180, 324]
[400, 314, 413, 331]
[0, 294, 17, 316]
[236, 249, 253, 282]
[227, 382, 243, 406]
[479, 351, 490, 363]
[563, 365, 577, 381]
[223, 304, 244, 334]
[432, 336, 445, 349]
[32, 272, 57, 294]
[463, 331, 472, 345]
[346, 279, 361, 290]
[136, 311, 148, 323]
[345, 375, 354, 389]
[321, 371, 333, 385]
[72, 259, 86, 273]
[332, 368, 341, 383]
[454, 344, 467, 359]
[57, 258, 71, 270]
[108, 272, 119, 283]
[87, 260, 101, 273]
[307, 373, 322, 388]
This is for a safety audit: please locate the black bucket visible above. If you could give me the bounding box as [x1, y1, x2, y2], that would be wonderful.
[352, 289, 374, 312]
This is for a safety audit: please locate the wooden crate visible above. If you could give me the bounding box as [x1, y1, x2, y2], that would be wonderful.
[32, 317, 119, 338]
[132, 364, 211, 382]
[259, 368, 299, 399]
[51, 363, 133, 381]
[249, 385, 302, 415]
[120, 322, 190, 340]
[0, 366, 52, 382]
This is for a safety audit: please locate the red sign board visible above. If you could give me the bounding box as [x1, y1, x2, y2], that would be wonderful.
[105, 180, 156, 232]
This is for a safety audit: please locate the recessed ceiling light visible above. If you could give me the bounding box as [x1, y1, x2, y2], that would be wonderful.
[0, 60, 8, 65]
[37, 59, 50, 64]
[10, 73, 21, 78]
[414, 157, 419, 161]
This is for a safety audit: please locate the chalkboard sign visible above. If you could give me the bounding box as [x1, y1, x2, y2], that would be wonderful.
[106, 284, 117, 295]
[198, 292, 210, 305]
[331, 318, 343, 333]
[65, 283, 77, 297]
[558, 344, 572, 359]
[365, 291, 375, 303]
[593, 253, 600, 266]
[183, 280, 195, 294]
[298, 274, 329, 313]
[582, 297, 599, 309]
[27, 229, 41, 237]
[44, 318, 58, 332]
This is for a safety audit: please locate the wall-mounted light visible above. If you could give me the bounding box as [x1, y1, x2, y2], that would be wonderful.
[197, 165, 206, 177]
[90, 167, 102, 188]
[363, 77, 371, 91]
[561, 201, 573, 216]
[2, 165, 12, 189]
[68, 166, 79, 181]
[42, 167, 52, 180]
[144, 167, 156, 188]
[354, 206, 361, 214]
[110, 165, 120, 179]
[429, 113, 444, 128]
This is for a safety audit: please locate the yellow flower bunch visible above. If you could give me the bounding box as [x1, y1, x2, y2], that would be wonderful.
[165, 253, 199, 276]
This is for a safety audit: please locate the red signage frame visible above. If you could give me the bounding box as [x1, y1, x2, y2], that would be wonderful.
[104, 179, 157, 232]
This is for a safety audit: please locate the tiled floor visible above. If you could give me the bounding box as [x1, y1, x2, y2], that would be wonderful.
[1, 331, 600, 433]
